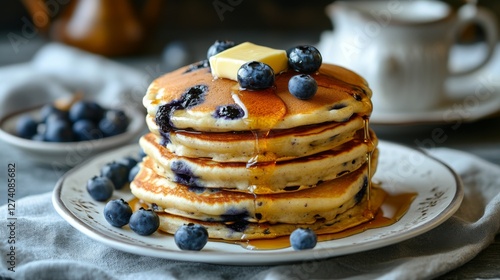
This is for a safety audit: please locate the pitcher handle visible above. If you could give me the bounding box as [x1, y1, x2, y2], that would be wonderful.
[21, 0, 52, 34]
[449, 4, 498, 77]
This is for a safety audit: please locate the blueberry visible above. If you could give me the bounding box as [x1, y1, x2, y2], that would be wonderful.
[128, 164, 140, 182]
[138, 148, 147, 160]
[213, 104, 245, 120]
[237, 61, 275, 90]
[44, 119, 75, 142]
[171, 161, 199, 187]
[184, 60, 209, 74]
[45, 111, 71, 127]
[31, 133, 45, 141]
[288, 74, 318, 100]
[207, 40, 235, 60]
[16, 115, 38, 139]
[98, 109, 129, 137]
[129, 208, 160, 236]
[104, 199, 133, 227]
[86, 176, 114, 201]
[289, 228, 317, 250]
[174, 223, 209, 251]
[180, 85, 208, 109]
[287, 45, 322, 73]
[100, 161, 130, 189]
[156, 101, 180, 124]
[155, 102, 181, 137]
[40, 104, 68, 122]
[155, 85, 207, 145]
[355, 176, 368, 204]
[118, 156, 138, 171]
[69, 100, 104, 123]
[73, 119, 103, 141]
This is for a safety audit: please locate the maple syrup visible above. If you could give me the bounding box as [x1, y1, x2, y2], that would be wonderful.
[128, 66, 415, 251]
[128, 186, 416, 250]
[234, 86, 284, 195]
[230, 188, 416, 250]
[363, 115, 375, 219]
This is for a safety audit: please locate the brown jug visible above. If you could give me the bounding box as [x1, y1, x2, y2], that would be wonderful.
[22, 0, 162, 56]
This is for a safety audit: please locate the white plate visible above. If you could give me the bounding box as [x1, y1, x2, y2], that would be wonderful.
[0, 105, 145, 167]
[52, 141, 463, 265]
[370, 76, 500, 125]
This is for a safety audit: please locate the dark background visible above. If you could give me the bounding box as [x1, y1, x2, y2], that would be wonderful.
[1, 0, 499, 59]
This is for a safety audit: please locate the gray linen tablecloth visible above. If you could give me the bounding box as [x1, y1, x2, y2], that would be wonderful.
[1, 43, 499, 280]
[0, 148, 499, 280]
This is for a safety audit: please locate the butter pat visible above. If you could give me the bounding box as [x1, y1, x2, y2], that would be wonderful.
[209, 42, 288, 81]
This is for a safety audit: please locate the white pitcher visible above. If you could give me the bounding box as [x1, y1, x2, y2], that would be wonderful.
[319, 0, 498, 112]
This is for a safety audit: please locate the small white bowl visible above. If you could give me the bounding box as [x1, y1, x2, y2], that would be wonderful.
[0, 105, 145, 168]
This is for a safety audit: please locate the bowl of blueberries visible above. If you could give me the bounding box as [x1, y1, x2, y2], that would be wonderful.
[0, 96, 144, 167]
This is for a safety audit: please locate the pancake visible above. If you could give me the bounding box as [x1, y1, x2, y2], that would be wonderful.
[144, 63, 372, 133]
[152, 186, 386, 240]
[130, 41, 381, 242]
[140, 130, 378, 193]
[130, 155, 378, 225]
[145, 113, 365, 162]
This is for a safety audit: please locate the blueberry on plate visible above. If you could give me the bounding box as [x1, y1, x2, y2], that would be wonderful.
[69, 100, 104, 123]
[86, 176, 114, 201]
[174, 223, 209, 251]
[44, 119, 75, 142]
[104, 199, 133, 227]
[207, 40, 235, 60]
[237, 61, 275, 90]
[16, 115, 38, 139]
[289, 228, 317, 250]
[73, 119, 103, 141]
[129, 208, 160, 236]
[288, 74, 318, 100]
[287, 45, 322, 73]
[98, 109, 130, 137]
[100, 161, 129, 189]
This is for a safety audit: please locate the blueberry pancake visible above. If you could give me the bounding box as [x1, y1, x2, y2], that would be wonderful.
[132, 41, 380, 241]
[144, 62, 372, 132]
[143, 60, 372, 163]
[154, 186, 386, 240]
[130, 154, 379, 230]
[139, 130, 377, 192]
[145, 113, 365, 162]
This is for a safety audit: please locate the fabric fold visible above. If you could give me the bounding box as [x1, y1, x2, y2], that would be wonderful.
[0, 147, 499, 280]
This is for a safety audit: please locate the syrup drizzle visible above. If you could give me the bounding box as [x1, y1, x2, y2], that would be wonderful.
[233, 85, 285, 196]
[127, 188, 417, 250]
[363, 115, 374, 220]
[227, 188, 416, 250]
[132, 68, 416, 251]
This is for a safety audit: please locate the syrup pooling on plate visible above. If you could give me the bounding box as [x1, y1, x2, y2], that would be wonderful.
[132, 40, 412, 247]
[226, 187, 416, 250]
[126, 186, 419, 251]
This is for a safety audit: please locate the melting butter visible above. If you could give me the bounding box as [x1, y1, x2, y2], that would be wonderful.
[209, 42, 288, 81]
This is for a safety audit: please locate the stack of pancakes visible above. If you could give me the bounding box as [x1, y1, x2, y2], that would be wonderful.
[131, 59, 381, 240]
